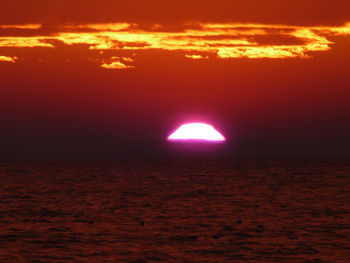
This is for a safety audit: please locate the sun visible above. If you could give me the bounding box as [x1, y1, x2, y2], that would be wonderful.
[167, 123, 226, 142]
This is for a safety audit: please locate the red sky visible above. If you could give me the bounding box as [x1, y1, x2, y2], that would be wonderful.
[0, 0, 349, 158]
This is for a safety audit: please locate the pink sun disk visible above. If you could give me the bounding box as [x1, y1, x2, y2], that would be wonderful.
[167, 123, 226, 142]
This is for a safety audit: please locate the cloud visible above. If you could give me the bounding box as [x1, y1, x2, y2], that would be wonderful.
[100, 56, 135, 69]
[0, 24, 41, 29]
[0, 22, 349, 67]
[0, 55, 16, 63]
[0, 37, 53, 48]
[185, 54, 208, 59]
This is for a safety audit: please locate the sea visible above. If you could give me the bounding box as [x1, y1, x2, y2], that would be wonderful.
[0, 159, 349, 262]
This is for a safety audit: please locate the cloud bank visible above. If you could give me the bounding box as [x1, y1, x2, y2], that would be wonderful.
[0, 22, 349, 69]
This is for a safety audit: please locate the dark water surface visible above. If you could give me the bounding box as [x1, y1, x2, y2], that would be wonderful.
[0, 159, 349, 262]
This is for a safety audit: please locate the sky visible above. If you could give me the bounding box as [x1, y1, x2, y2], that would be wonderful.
[0, 0, 350, 159]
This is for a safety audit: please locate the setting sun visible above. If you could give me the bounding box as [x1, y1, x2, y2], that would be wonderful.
[168, 123, 226, 142]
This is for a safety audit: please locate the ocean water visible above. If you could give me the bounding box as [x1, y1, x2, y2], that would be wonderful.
[0, 159, 349, 262]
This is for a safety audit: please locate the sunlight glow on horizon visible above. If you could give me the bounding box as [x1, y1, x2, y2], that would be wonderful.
[168, 123, 226, 142]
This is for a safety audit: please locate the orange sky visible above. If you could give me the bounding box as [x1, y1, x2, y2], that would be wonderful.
[0, 0, 349, 158]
